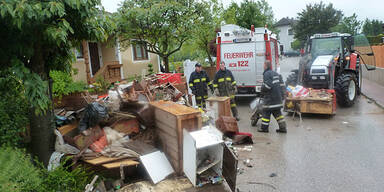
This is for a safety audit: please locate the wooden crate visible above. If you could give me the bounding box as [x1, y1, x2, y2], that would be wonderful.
[299, 100, 334, 114]
[150, 100, 202, 175]
[206, 96, 232, 120]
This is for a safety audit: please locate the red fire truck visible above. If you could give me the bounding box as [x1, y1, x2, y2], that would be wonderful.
[216, 24, 279, 96]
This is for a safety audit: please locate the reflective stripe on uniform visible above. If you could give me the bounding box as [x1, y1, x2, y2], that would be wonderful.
[264, 83, 271, 89]
[196, 96, 202, 99]
[218, 78, 225, 82]
[213, 84, 218, 87]
[201, 78, 206, 82]
[265, 104, 283, 108]
[193, 79, 200, 83]
[232, 81, 236, 85]
[280, 83, 285, 86]
[204, 95, 208, 99]
[276, 115, 284, 120]
[262, 122, 269, 125]
[261, 118, 270, 122]
[231, 103, 236, 107]
[226, 77, 232, 81]
[207, 82, 212, 85]
[189, 83, 193, 87]
[230, 95, 235, 99]
[272, 80, 279, 84]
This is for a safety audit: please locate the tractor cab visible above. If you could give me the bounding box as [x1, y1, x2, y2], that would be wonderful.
[301, 33, 353, 89]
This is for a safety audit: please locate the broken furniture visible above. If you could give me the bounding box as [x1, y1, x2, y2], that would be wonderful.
[150, 100, 202, 175]
[183, 129, 238, 191]
[206, 96, 232, 120]
[215, 116, 239, 135]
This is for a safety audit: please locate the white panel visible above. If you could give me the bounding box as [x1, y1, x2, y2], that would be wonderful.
[221, 42, 257, 86]
[190, 129, 223, 149]
[183, 129, 197, 186]
[140, 151, 175, 184]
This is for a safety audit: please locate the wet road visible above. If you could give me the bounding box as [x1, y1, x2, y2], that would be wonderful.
[233, 57, 384, 192]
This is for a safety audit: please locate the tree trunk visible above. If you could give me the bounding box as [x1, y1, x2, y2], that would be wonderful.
[28, 42, 54, 167]
[205, 47, 215, 67]
[163, 56, 169, 73]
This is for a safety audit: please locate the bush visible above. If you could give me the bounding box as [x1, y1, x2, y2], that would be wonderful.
[0, 148, 92, 192]
[0, 72, 29, 147]
[367, 34, 384, 45]
[0, 148, 43, 192]
[50, 70, 86, 98]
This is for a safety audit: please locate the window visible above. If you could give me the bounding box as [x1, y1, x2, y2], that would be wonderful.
[75, 44, 84, 59]
[288, 28, 293, 36]
[133, 43, 148, 60]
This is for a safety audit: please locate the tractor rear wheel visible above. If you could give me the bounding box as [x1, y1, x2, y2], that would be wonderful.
[335, 73, 358, 107]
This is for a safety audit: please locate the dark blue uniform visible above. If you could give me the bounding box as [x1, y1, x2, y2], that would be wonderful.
[260, 68, 287, 132]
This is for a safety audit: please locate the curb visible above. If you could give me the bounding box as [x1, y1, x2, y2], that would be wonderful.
[361, 92, 384, 109]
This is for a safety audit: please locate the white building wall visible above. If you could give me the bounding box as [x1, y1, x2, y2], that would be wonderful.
[277, 25, 295, 52]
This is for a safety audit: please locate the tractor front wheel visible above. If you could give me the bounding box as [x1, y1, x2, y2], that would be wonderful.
[335, 73, 358, 107]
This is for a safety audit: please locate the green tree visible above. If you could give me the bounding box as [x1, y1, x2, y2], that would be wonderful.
[0, 0, 111, 165]
[116, 0, 206, 72]
[223, 0, 275, 30]
[293, 2, 342, 41]
[331, 13, 362, 35]
[362, 19, 384, 36]
[192, 0, 223, 66]
[291, 39, 303, 50]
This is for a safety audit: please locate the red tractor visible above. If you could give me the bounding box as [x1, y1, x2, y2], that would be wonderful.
[286, 32, 375, 111]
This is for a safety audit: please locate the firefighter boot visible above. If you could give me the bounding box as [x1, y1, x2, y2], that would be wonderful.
[258, 117, 270, 133]
[231, 107, 240, 121]
[276, 121, 287, 133]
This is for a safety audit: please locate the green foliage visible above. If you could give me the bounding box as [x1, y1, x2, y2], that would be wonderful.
[223, 0, 275, 30]
[366, 34, 384, 45]
[362, 19, 384, 36]
[148, 63, 154, 75]
[0, 0, 112, 112]
[291, 39, 303, 50]
[0, 148, 92, 192]
[293, 2, 342, 41]
[50, 70, 86, 98]
[40, 158, 92, 192]
[0, 71, 28, 148]
[0, 148, 43, 192]
[115, 0, 206, 72]
[92, 76, 111, 94]
[330, 13, 362, 35]
[169, 61, 184, 73]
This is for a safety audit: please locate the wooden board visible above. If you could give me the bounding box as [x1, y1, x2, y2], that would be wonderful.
[101, 159, 139, 169]
[222, 144, 238, 192]
[83, 156, 128, 165]
[58, 122, 78, 136]
[300, 100, 333, 114]
[150, 100, 200, 117]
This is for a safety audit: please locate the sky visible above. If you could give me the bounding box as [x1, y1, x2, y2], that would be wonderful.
[101, 0, 384, 22]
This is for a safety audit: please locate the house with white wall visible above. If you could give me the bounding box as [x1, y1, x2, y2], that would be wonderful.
[275, 17, 297, 54]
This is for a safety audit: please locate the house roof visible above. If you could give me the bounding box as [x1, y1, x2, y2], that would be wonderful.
[275, 17, 297, 27]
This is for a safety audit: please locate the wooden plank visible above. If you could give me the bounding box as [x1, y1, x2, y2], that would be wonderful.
[101, 159, 139, 169]
[222, 145, 238, 192]
[58, 122, 78, 136]
[300, 100, 333, 114]
[154, 109, 177, 128]
[157, 130, 179, 155]
[150, 100, 200, 116]
[206, 96, 230, 102]
[156, 119, 178, 138]
[83, 156, 128, 165]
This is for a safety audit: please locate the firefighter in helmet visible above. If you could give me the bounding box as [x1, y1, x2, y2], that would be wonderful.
[213, 61, 240, 121]
[189, 63, 213, 108]
[259, 60, 287, 133]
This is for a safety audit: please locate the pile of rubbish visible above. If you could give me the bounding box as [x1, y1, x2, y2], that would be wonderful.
[286, 85, 332, 100]
[51, 72, 249, 191]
